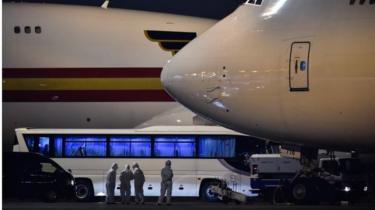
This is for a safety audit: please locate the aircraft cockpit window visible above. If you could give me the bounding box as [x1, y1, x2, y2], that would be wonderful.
[246, 0, 263, 5]
[24, 26, 31, 34]
[14, 26, 20, 34]
[35, 26, 42, 34]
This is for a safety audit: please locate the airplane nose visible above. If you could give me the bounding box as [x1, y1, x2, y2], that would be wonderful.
[161, 48, 210, 112]
[160, 60, 177, 98]
[161, 45, 231, 118]
[161, 56, 194, 103]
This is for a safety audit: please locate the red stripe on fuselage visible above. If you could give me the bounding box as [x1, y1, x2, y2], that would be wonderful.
[3, 68, 163, 78]
[3, 90, 174, 102]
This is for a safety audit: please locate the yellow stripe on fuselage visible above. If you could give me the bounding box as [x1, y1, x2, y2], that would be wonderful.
[3, 78, 163, 90]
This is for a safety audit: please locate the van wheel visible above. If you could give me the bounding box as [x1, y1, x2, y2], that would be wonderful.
[75, 180, 93, 202]
[44, 189, 58, 202]
[200, 181, 220, 202]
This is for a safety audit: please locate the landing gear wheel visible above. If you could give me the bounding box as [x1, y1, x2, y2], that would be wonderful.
[200, 181, 220, 202]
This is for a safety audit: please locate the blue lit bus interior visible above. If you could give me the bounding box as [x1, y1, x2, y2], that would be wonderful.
[24, 135, 267, 157]
[24, 134, 269, 172]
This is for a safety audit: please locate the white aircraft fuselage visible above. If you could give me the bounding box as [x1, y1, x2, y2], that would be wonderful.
[161, 0, 375, 152]
[2, 3, 216, 150]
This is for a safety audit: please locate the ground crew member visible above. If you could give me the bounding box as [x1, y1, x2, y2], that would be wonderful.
[132, 162, 145, 204]
[106, 163, 118, 204]
[157, 160, 173, 205]
[119, 164, 134, 204]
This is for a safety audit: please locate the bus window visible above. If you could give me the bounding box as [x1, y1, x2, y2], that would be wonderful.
[25, 135, 36, 152]
[198, 136, 235, 158]
[64, 136, 106, 157]
[38, 137, 50, 156]
[24, 135, 50, 156]
[109, 136, 131, 157]
[53, 136, 63, 157]
[154, 136, 195, 157]
[130, 137, 151, 157]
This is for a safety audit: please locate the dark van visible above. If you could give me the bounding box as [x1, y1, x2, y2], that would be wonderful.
[3, 152, 74, 202]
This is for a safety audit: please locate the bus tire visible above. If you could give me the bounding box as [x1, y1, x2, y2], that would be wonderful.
[200, 180, 220, 202]
[75, 179, 94, 202]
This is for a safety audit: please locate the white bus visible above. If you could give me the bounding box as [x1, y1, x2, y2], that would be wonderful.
[14, 126, 266, 201]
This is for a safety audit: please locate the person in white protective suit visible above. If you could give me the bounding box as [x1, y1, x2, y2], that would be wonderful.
[119, 164, 134, 204]
[106, 163, 118, 204]
[157, 160, 173, 205]
[132, 162, 145, 204]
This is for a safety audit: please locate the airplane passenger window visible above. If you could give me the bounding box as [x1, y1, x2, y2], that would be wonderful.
[14, 26, 20, 34]
[154, 136, 195, 157]
[64, 136, 106, 157]
[198, 136, 235, 158]
[24, 26, 31, 34]
[246, 0, 262, 5]
[35, 26, 42, 34]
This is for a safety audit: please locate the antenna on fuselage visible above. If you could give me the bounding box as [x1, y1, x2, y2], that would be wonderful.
[101, 0, 110, 9]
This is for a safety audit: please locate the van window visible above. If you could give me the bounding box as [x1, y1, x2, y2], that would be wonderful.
[40, 162, 56, 173]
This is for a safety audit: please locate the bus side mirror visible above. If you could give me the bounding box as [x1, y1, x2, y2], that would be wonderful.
[68, 169, 72, 173]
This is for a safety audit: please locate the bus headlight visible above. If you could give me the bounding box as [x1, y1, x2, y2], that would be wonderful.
[68, 179, 74, 186]
[343, 186, 351, 192]
[364, 186, 368, 192]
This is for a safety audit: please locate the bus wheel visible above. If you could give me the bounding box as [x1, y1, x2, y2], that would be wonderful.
[200, 180, 220, 202]
[75, 179, 93, 202]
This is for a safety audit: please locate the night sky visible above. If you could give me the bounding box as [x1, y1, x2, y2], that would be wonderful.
[3, 0, 246, 19]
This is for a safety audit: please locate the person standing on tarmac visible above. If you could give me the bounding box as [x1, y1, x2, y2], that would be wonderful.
[119, 164, 134, 204]
[132, 162, 145, 204]
[157, 160, 173, 205]
[106, 163, 118, 204]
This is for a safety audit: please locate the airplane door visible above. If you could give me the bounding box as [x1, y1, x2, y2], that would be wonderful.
[289, 42, 310, 91]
